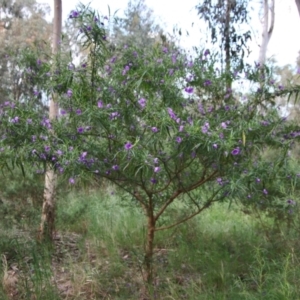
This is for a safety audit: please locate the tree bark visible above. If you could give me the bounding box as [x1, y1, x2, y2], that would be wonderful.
[144, 207, 156, 284]
[39, 0, 62, 241]
[258, 0, 275, 66]
[225, 0, 232, 91]
[296, 0, 300, 18]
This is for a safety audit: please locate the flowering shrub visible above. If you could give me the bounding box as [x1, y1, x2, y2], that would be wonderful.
[1, 4, 300, 283]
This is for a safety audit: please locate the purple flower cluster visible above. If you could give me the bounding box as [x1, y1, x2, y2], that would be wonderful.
[184, 87, 194, 94]
[122, 65, 130, 76]
[201, 122, 209, 134]
[110, 112, 120, 120]
[167, 108, 177, 120]
[138, 98, 147, 109]
[69, 10, 80, 18]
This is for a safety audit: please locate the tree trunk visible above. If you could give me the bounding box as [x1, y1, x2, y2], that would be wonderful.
[258, 0, 275, 66]
[296, 0, 300, 18]
[39, 0, 62, 241]
[224, 0, 232, 91]
[144, 210, 156, 284]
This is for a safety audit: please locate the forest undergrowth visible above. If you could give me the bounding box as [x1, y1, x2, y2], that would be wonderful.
[1, 186, 300, 300]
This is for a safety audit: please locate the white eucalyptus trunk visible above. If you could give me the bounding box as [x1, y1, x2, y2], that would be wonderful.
[296, 0, 300, 18]
[258, 0, 275, 66]
[39, 0, 62, 240]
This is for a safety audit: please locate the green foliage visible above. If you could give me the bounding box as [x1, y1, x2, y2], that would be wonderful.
[196, 0, 252, 72]
[0, 168, 43, 229]
[112, 0, 164, 49]
[1, 4, 300, 228]
[0, 0, 52, 105]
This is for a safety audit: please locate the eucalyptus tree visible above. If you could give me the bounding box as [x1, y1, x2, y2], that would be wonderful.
[196, 0, 252, 90]
[296, 0, 300, 17]
[258, 0, 274, 67]
[0, 0, 52, 106]
[111, 0, 165, 49]
[39, 0, 62, 240]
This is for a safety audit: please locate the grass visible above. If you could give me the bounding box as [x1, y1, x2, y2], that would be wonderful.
[1, 187, 300, 299]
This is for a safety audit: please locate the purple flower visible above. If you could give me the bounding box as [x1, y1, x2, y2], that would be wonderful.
[187, 60, 194, 68]
[151, 127, 158, 133]
[41, 118, 51, 129]
[263, 189, 268, 195]
[112, 165, 119, 171]
[204, 49, 210, 56]
[213, 144, 218, 149]
[153, 158, 159, 164]
[256, 178, 261, 183]
[76, 109, 82, 115]
[176, 136, 182, 143]
[231, 147, 240, 156]
[69, 177, 75, 184]
[138, 98, 147, 109]
[167, 108, 177, 120]
[11, 116, 19, 123]
[150, 178, 157, 184]
[69, 10, 79, 18]
[44, 145, 50, 152]
[287, 199, 296, 205]
[204, 80, 212, 86]
[221, 122, 227, 129]
[124, 142, 133, 150]
[77, 127, 84, 133]
[32, 135, 37, 142]
[97, 100, 103, 108]
[179, 125, 184, 132]
[261, 120, 269, 126]
[56, 150, 63, 156]
[109, 56, 117, 64]
[154, 166, 161, 173]
[110, 112, 120, 120]
[216, 178, 223, 185]
[122, 65, 130, 75]
[171, 54, 177, 64]
[201, 122, 209, 134]
[184, 87, 194, 94]
[80, 152, 87, 160]
[67, 89, 73, 98]
[198, 104, 205, 115]
[60, 109, 66, 115]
